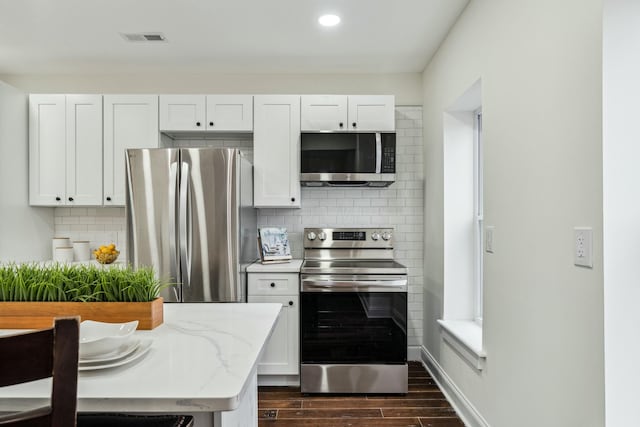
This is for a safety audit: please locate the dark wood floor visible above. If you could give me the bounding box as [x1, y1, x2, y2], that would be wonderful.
[258, 361, 465, 427]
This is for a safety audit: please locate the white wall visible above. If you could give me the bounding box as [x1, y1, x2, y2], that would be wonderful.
[422, 1, 604, 426]
[0, 73, 423, 106]
[0, 80, 53, 262]
[603, 1, 640, 425]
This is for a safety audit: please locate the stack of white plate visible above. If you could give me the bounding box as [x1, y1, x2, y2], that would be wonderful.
[79, 320, 152, 371]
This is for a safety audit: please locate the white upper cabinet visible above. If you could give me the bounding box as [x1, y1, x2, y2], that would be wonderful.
[206, 95, 253, 131]
[29, 94, 102, 206]
[65, 95, 103, 206]
[159, 95, 205, 131]
[301, 95, 348, 131]
[103, 95, 159, 206]
[347, 95, 395, 131]
[253, 95, 301, 208]
[160, 95, 253, 132]
[29, 95, 66, 206]
[301, 95, 395, 132]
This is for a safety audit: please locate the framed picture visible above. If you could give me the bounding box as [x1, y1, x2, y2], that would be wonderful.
[258, 227, 292, 263]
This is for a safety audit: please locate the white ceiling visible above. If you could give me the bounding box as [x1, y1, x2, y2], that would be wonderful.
[0, 0, 469, 75]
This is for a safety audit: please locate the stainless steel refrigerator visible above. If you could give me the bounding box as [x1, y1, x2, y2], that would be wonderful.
[125, 148, 257, 302]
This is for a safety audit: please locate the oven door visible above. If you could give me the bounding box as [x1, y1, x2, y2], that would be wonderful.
[300, 275, 407, 365]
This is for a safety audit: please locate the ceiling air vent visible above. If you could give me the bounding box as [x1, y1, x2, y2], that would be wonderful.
[120, 33, 167, 42]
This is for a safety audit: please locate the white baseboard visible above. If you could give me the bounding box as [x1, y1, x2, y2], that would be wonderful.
[420, 346, 491, 427]
[257, 375, 299, 387]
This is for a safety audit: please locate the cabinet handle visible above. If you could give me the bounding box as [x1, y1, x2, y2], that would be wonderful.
[270, 282, 275, 288]
[68, 197, 74, 202]
[352, 122, 357, 128]
[55, 197, 61, 201]
[106, 197, 112, 202]
[196, 122, 201, 127]
[209, 121, 214, 127]
[339, 122, 344, 128]
[291, 197, 295, 202]
[288, 301, 294, 306]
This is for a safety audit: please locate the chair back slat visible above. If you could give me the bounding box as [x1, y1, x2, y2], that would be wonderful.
[0, 329, 53, 387]
[51, 318, 79, 427]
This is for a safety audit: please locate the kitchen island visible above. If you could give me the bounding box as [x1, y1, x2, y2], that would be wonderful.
[0, 303, 282, 427]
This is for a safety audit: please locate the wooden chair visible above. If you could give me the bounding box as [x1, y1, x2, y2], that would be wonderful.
[0, 317, 80, 427]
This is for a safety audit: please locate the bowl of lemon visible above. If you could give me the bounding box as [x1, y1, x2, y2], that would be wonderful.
[94, 243, 119, 264]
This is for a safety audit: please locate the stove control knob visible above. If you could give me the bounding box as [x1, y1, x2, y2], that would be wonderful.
[306, 231, 317, 241]
[318, 232, 327, 241]
[382, 232, 392, 241]
[371, 232, 381, 241]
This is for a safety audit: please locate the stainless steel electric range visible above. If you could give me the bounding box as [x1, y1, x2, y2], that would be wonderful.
[300, 227, 408, 394]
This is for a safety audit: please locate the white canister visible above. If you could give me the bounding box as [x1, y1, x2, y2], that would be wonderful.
[73, 241, 90, 262]
[54, 246, 74, 263]
[52, 237, 71, 259]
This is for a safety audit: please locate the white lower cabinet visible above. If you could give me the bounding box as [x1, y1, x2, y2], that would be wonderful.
[247, 273, 299, 378]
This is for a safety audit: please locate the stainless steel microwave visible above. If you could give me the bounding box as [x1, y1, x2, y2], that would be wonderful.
[300, 132, 396, 187]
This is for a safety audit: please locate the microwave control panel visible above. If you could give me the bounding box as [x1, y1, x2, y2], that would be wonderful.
[380, 146, 396, 173]
[381, 145, 395, 173]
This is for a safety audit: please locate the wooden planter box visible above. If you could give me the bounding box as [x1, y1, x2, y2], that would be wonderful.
[0, 297, 163, 330]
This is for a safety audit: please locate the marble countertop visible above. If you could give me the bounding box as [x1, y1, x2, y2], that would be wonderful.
[246, 259, 302, 273]
[0, 303, 282, 413]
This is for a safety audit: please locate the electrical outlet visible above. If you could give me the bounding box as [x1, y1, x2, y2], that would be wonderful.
[574, 227, 593, 268]
[485, 226, 495, 253]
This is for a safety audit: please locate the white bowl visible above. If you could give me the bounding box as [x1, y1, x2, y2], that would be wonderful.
[79, 320, 138, 358]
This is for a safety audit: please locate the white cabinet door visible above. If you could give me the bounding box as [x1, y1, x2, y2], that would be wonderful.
[300, 95, 348, 131]
[29, 95, 66, 206]
[253, 95, 301, 208]
[247, 295, 299, 375]
[205, 95, 253, 131]
[104, 95, 159, 205]
[347, 95, 395, 131]
[159, 95, 206, 131]
[65, 95, 103, 206]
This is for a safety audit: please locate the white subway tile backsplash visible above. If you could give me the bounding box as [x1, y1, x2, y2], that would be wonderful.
[335, 199, 354, 207]
[353, 199, 371, 207]
[371, 199, 388, 207]
[53, 106, 425, 345]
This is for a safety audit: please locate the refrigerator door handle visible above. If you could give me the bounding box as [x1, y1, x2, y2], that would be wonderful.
[168, 161, 180, 302]
[179, 161, 191, 293]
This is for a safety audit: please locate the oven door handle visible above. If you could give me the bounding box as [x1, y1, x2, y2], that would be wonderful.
[301, 278, 407, 292]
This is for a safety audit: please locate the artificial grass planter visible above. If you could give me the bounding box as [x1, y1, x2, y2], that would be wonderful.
[0, 263, 162, 302]
[0, 263, 167, 329]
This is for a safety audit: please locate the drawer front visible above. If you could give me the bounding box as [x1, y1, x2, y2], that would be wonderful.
[248, 273, 299, 296]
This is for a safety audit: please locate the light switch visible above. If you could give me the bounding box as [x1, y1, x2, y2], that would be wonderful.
[574, 227, 593, 268]
[485, 226, 495, 253]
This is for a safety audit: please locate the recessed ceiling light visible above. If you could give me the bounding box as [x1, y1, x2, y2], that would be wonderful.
[318, 14, 340, 27]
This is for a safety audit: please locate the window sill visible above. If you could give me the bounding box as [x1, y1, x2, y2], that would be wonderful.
[437, 319, 486, 370]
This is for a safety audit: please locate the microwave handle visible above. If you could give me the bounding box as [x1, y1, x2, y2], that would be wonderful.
[375, 133, 382, 174]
